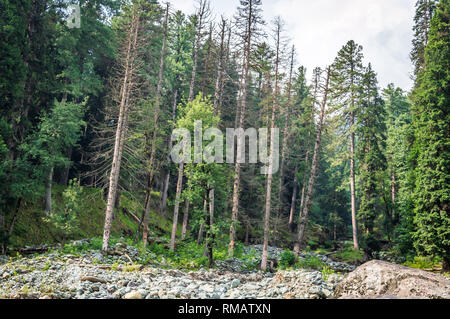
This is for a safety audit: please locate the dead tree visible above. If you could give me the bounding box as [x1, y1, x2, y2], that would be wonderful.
[140, 3, 170, 247]
[294, 66, 331, 256]
[261, 17, 283, 271]
[102, 6, 142, 253]
[228, 0, 265, 256]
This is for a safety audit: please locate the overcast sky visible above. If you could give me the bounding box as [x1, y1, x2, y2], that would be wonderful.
[168, 0, 416, 91]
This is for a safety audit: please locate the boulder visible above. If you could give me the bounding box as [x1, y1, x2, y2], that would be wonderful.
[334, 260, 450, 299]
[123, 290, 143, 299]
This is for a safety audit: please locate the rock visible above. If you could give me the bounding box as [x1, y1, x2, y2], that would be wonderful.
[80, 276, 107, 284]
[123, 290, 143, 299]
[231, 279, 241, 288]
[334, 260, 450, 299]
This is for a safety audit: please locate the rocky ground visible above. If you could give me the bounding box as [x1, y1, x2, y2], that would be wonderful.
[0, 241, 353, 299]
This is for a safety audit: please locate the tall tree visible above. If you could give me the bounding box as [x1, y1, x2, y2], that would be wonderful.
[357, 64, 387, 258]
[411, 0, 437, 78]
[261, 17, 284, 270]
[228, 0, 265, 256]
[102, 3, 144, 253]
[330, 40, 364, 250]
[294, 67, 331, 255]
[411, 0, 449, 271]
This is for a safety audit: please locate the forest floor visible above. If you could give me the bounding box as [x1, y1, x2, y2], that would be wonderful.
[0, 240, 355, 299]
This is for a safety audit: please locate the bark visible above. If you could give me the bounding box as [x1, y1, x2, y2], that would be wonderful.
[102, 8, 140, 253]
[44, 166, 54, 213]
[59, 147, 72, 185]
[213, 18, 227, 114]
[189, 0, 209, 101]
[277, 45, 295, 221]
[141, 3, 169, 247]
[288, 164, 299, 230]
[443, 256, 450, 272]
[298, 70, 320, 218]
[350, 119, 359, 250]
[294, 67, 331, 256]
[228, 1, 254, 256]
[201, 23, 213, 94]
[160, 89, 179, 216]
[261, 19, 282, 271]
[181, 199, 190, 240]
[170, 162, 184, 251]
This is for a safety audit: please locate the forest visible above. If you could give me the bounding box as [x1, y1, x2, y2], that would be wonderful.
[0, 0, 449, 301]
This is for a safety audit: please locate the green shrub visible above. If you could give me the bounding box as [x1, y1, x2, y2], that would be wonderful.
[296, 255, 324, 270]
[403, 256, 440, 270]
[279, 250, 296, 269]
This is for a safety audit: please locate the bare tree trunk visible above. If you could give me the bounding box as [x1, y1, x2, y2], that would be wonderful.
[213, 18, 227, 114]
[160, 89, 179, 216]
[170, 162, 184, 251]
[228, 1, 255, 256]
[102, 8, 140, 253]
[261, 18, 282, 271]
[298, 69, 320, 219]
[294, 67, 330, 256]
[202, 23, 213, 95]
[141, 3, 169, 247]
[44, 166, 53, 213]
[197, 199, 208, 245]
[350, 126, 359, 250]
[181, 199, 189, 239]
[189, 0, 210, 101]
[277, 45, 295, 220]
[288, 164, 299, 229]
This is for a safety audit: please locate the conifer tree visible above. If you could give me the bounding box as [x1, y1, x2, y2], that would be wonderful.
[411, 0, 450, 270]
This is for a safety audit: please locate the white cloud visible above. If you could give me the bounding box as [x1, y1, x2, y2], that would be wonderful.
[168, 0, 415, 90]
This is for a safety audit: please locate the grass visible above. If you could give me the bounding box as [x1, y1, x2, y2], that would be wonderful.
[331, 246, 364, 264]
[7, 184, 177, 250]
[403, 256, 442, 270]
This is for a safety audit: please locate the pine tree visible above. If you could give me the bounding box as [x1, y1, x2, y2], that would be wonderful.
[330, 40, 365, 250]
[357, 64, 387, 258]
[411, 0, 437, 78]
[411, 0, 450, 271]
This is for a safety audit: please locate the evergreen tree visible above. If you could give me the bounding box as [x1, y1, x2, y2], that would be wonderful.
[330, 40, 365, 250]
[411, 0, 450, 270]
[356, 64, 387, 258]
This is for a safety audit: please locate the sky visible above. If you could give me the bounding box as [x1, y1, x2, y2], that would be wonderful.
[168, 0, 416, 91]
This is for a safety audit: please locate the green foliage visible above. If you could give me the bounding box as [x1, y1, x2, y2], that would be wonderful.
[321, 265, 335, 281]
[279, 250, 297, 269]
[403, 255, 441, 270]
[411, 0, 450, 264]
[44, 179, 83, 243]
[296, 255, 325, 270]
[332, 246, 365, 264]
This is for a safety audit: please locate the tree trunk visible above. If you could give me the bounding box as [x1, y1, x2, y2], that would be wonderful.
[261, 19, 282, 271]
[181, 199, 189, 240]
[350, 123, 359, 250]
[228, 2, 255, 256]
[44, 166, 54, 213]
[294, 67, 330, 256]
[160, 89, 179, 216]
[288, 164, 299, 231]
[277, 45, 295, 224]
[189, 0, 209, 102]
[102, 8, 140, 253]
[141, 3, 169, 247]
[170, 162, 184, 251]
[443, 256, 450, 272]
